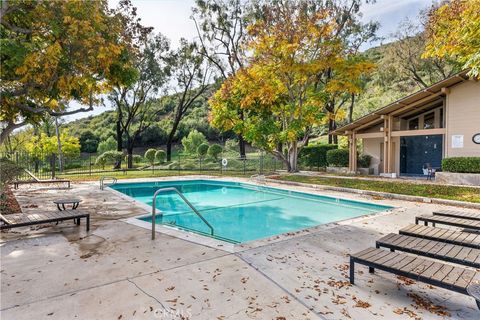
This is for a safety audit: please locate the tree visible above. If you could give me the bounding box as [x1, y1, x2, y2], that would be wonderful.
[197, 143, 209, 160]
[182, 130, 207, 154]
[192, 0, 248, 158]
[210, 1, 366, 172]
[25, 130, 80, 160]
[304, 0, 378, 144]
[0, 0, 130, 144]
[96, 151, 123, 169]
[97, 136, 117, 155]
[208, 144, 223, 160]
[385, 16, 459, 89]
[79, 131, 99, 153]
[109, 33, 171, 168]
[144, 149, 156, 166]
[423, 0, 480, 77]
[155, 150, 166, 163]
[165, 40, 210, 161]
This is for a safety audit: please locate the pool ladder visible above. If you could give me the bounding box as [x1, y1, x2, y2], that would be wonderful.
[151, 187, 214, 240]
[99, 176, 118, 190]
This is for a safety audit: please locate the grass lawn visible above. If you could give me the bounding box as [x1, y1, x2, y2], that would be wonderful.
[274, 174, 480, 203]
[60, 170, 251, 182]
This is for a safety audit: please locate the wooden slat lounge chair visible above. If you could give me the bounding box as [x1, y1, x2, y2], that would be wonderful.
[416, 214, 480, 230]
[433, 209, 480, 221]
[350, 248, 480, 308]
[13, 169, 71, 189]
[376, 233, 480, 268]
[399, 224, 480, 249]
[0, 210, 89, 232]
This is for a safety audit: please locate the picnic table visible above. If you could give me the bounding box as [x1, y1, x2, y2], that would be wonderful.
[53, 199, 82, 211]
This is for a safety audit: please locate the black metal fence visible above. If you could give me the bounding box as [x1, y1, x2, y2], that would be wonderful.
[1, 151, 287, 180]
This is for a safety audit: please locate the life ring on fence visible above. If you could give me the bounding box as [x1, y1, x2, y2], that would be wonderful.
[221, 158, 228, 166]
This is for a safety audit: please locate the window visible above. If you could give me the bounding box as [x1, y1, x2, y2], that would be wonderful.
[408, 118, 419, 130]
[423, 112, 435, 129]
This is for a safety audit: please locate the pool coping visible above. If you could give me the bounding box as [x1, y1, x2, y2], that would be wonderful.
[108, 176, 399, 253]
[267, 177, 480, 209]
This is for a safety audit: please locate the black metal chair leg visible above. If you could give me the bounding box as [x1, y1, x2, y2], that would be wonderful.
[350, 258, 355, 285]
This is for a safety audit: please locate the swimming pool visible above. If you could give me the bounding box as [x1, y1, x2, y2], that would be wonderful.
[110, 180, 392, 243]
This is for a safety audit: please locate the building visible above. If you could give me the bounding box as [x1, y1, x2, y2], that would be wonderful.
[333, 70, 480, 177]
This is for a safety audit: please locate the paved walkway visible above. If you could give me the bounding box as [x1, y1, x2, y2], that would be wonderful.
[1, 177, 479, 319]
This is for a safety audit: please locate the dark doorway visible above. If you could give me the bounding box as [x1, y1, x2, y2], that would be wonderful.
[400, 135, 443, 175]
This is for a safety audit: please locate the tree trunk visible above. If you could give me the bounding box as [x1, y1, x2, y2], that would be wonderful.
[287, 141, 299, 172]
[238, 135, 246, 159]
[166, 116, 181, 162]
[127, 145, 133, 169]
[328, 118, 338, 144]
[54, 117, 63, 172]
[115, 107, 123, 169]
[238, 111, 246, 159]
[348, 93, 355, 123]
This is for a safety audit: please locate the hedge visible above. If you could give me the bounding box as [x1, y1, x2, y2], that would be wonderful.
[357, 154, 372, 168]
[299, 144, 337, 169]
[442, 157, 480, 173]
[326, 149, 349, 167]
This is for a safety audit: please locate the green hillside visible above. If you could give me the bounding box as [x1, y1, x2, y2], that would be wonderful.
[64, 37, 460, 149]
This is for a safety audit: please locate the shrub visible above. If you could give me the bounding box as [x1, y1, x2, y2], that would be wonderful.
[197, 143, 209, 159]
[79, 130, 99, 153]
[126, 154, 142, 164]
[97, 136, 117, 155]
[144, 149, 156, 165]
[357, 154, 372, 168]
[208, 144, 223, 160]
[155, 150, 166, 163]
[225, 139, 238, 152]
[96, 151, 123, 169]
[0, 158, 23, 185]
[299, 144, 337, 169]
[182, 130, 207, 154]
[442, 157, 480, 173]
[326, 149, 349, 167]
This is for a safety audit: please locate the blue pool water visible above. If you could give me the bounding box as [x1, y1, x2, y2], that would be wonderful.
[110, 180, 392, 243]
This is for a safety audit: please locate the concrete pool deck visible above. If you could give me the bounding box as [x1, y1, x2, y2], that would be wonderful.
[1, 176, 479, 319]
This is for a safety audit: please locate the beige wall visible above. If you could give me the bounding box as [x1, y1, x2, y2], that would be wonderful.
[362, 138, 383, 175]
[445, 80, 480, 157]
[362, 137, 400, 175]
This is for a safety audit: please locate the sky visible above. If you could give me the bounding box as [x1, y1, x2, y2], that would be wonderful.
[64, 0, 433, 123]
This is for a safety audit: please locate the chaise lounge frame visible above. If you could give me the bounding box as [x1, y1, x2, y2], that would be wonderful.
[0, 210, 90, 232]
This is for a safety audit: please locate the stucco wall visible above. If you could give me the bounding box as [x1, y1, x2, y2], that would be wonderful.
[445, 80, 480, 157]
[362, 138, 383, 175]
[362, 137, 400, 175]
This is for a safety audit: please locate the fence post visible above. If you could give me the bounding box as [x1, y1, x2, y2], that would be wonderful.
[50, 153, 56, 179]
[178, 153, 181, 175]
[89, 155, 92, 176]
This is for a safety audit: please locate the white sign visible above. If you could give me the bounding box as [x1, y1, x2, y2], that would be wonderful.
[221, 158, 228, 166]
[451, 135, 464, 148]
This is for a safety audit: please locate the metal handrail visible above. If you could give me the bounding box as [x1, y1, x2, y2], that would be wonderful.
[100, 176, 118, 190]
[151, 187, 214, 240]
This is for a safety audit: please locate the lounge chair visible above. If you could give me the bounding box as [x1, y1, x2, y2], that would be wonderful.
[349, 248, 480, 308]
[399, 224, 480, 249]
[433, 210, 480, 221]
[0, 210, 89, 232]
[13, 169, 71, 189]
[416, 214, 480, 230]
[376, 233, 480, 268]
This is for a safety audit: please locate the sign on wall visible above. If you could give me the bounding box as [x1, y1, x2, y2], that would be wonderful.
[451, 135, 464, 148]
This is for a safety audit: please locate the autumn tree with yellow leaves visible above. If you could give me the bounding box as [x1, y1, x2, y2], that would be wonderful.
[209, 1, 374, 172]
[0, 0, 134, 144]
[423, 0, 480, 77]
